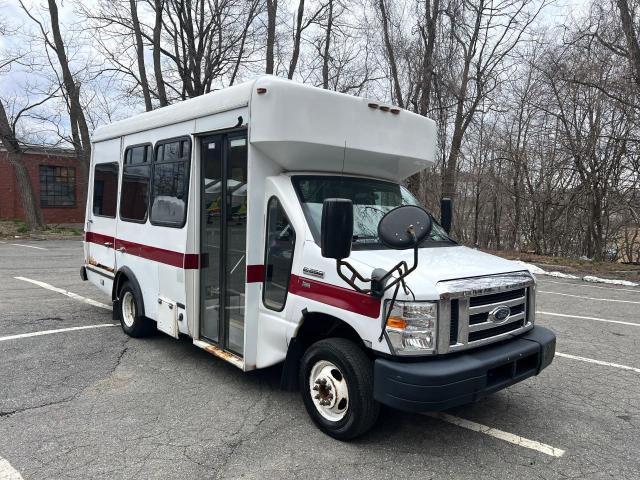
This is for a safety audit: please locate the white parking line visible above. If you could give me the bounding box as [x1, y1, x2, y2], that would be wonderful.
[14, 277, 111, 310]
[537, 311, 640, 327]
[10, 243, 47, 250]
[426, 412, 565, 457]
[539, 291, 640, 305]
[0, 324, 118, 343]
[556, 352, 640, 374]
[539, 279, 640, 294]
[0, 455, 24, 479]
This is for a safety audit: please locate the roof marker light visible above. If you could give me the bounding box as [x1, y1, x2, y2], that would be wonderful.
[380, 106, 390, 112]
[257, 87, 267, 94]
[390, 108, 400, 115]
[368, 103, 379, 109]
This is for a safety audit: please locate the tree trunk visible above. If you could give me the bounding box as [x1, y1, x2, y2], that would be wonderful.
[129, 0, 153, 111]
[153, 0, 169, 106]
[418, 0, 439, 116]
[266, 0, 278, 74]
[616, 0, 640, 88]
[379, 0, 404, 107]
[7, 153, 44, 231]
[288, 0, 305, 79]
[322, 0, 334, 89]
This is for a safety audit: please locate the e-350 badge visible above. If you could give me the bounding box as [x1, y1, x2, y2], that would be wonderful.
[303, 267, 325, 279]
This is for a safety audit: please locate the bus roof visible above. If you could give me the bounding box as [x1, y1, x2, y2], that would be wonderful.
[92, 76, 436, 182]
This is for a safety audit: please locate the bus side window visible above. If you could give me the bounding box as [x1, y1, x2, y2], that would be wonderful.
[263, 197, 295, 311]
[120, 144, 151, 223]
[93, 163, 119, 217]
[150, 137, 191, 227]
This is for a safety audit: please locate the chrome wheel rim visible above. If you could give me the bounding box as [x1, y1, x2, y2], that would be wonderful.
[122, 291, 136, 328]
[309, 360, 349, 422]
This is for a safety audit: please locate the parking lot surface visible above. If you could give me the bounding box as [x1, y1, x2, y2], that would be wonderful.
[1, 239, 639, 479]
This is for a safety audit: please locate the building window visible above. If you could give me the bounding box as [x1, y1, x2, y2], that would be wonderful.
[39, 166, 76, 207]
[263, 197, 295, 311]
[92, 163, 119, 218]
[150, 138, 191, 227]
[120, 144, 151, 222]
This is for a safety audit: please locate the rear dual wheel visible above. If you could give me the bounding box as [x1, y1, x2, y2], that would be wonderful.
[300, 338, 379, 440]
[118, 282, 154, 337]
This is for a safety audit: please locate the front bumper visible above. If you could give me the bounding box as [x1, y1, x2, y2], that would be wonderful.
[373, 326, 555, 412]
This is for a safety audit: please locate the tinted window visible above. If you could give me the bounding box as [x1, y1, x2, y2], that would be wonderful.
[263, 197, 295, 311]
[120, 145, 151, 222]
[92, 163, 118, 217]
[39, 166, 75, 207]
[150, 138, 191, 227]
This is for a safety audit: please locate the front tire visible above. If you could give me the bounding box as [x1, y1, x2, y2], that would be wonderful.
[118, 281, 153, 337]
[299, 338, 379, 440]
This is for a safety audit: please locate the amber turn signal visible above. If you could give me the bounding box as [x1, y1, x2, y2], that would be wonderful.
[386, 316, 407, 329]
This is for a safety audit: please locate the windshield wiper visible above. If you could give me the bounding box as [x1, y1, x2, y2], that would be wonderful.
[352, 235, 379, 242]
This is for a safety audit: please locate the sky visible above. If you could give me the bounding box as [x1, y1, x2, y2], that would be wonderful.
[0, 0, 596, 144]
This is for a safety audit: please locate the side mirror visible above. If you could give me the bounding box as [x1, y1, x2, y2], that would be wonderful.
[378, 205, 432, 249]
[321, 198, 353, 259]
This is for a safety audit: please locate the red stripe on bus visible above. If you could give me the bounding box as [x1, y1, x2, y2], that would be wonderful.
[246, 264, 265, 283]
[85, 232, 199, 270]
[288, 274, 381, 318]
[84, 231, 115, 245]
[114, 238, 198, 269]
[86, 233, 257, 278]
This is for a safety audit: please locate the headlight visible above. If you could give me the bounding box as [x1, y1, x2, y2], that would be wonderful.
[385, 301, 438, 355]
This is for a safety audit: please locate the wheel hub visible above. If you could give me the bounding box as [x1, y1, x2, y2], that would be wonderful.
[121, 291, 136, 328]
[309, 360, 349, 421]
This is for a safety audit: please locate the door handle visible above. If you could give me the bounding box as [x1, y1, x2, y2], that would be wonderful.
[117, 247, 126, 253]
[103, 242, 113, 248]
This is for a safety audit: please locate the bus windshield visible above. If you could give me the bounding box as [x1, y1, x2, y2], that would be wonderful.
[292, 175, 454, 249]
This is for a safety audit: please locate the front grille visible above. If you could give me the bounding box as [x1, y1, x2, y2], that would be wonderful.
[469, 288, 525, 307]
[469, 319, 525, 342]
[439, 272, 535, 353]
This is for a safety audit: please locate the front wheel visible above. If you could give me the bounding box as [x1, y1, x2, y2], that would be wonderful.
[299, 338, 379, 440]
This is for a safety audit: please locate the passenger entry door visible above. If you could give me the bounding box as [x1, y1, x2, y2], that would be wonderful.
[200, 132, 248, 356]
[85, 138, 120, 275]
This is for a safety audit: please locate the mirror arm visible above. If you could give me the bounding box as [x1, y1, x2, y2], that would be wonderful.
[336, 260, 372, 294]
[335, 245, 419, 298]
[377, 245, 419, 294]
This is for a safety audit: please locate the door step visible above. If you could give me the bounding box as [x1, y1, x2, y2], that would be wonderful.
[193, 339, 244, 370]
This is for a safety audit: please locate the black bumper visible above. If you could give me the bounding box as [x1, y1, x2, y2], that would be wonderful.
[374, 326, 556, 412]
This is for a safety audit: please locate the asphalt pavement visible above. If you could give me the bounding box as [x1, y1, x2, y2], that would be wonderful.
[0, 239, 638, 479]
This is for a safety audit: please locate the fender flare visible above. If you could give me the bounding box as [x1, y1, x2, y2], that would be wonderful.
[112, 266, 145, 321]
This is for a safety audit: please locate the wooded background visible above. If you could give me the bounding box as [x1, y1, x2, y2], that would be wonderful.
[1, 0, 639, 262]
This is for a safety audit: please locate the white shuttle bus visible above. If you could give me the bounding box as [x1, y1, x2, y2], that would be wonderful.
[83, 76, 555, 439]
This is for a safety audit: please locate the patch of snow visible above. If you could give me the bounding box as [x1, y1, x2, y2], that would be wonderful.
[514, 260, 545, 275]
[582, 276, 639, 287]
[515, 260, 639, 287]
[514, 261, 577, 278]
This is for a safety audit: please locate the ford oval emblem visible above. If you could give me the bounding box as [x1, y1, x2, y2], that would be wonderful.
[489, 306, 511, 323]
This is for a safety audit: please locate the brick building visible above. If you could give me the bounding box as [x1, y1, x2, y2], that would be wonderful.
[0, 145, 86, 224]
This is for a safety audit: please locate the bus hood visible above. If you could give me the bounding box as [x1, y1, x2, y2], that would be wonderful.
[348, 246, 529, 299]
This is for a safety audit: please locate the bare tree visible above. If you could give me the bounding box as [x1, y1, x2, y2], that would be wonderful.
[20, 0, 92, 181]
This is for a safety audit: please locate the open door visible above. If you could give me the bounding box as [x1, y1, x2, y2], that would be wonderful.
[200, 131, 248, 356]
